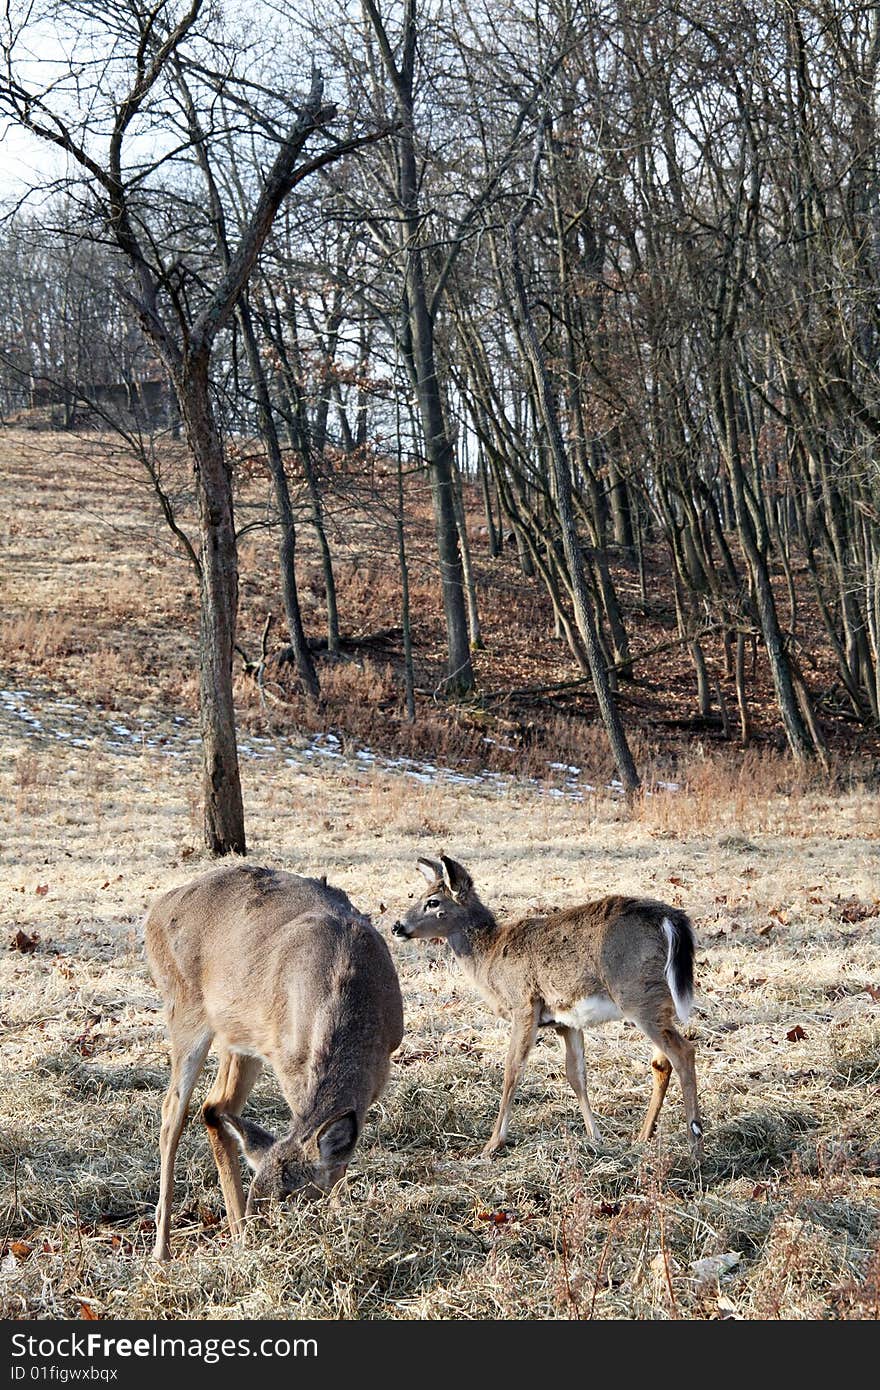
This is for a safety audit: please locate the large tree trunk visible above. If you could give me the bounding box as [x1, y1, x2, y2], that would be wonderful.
[179, 357, 246, 856]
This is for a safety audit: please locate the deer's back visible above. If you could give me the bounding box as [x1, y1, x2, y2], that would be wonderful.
[480, 895, 679, 1014]
[144, 864, 403, 1057]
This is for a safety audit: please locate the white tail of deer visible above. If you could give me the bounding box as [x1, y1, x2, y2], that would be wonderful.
[145, 864, 404, 1260]
[392, 855, 702, 1161]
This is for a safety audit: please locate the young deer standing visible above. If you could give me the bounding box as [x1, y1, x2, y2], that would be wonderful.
[145, 863, 404, 1260]
[393, 855, 702, 1161]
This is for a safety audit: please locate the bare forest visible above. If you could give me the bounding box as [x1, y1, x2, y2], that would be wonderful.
[1, 0, 879, 1323]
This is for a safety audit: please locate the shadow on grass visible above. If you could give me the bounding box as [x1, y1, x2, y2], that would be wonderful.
[699, 1107, 820, 1183]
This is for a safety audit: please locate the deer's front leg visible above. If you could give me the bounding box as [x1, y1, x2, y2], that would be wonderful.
[482, 999, 541, 1157]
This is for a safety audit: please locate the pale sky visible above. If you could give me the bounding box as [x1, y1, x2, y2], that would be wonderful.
[1, 13, 77, 203]
[1, 125, 69, 201]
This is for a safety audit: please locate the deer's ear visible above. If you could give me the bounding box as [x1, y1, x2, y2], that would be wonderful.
[207, 1110, 276, 1172]
[440, 855, 473, 901]
[314, 1111, 358, 1168]
[416, 857, 442, 885]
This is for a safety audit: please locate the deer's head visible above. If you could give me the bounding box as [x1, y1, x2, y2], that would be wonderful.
[392, 855, 480, 942]
[207, 1108, 358, 1214]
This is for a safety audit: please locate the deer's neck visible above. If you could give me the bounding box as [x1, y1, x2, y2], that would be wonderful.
[447, 904, 498, 975]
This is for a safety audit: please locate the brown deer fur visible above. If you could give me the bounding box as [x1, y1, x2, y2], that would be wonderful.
[393, 855, 702, 1161]
[145, 863, 403, 1260]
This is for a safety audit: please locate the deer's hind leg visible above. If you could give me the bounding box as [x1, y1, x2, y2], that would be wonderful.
[638, 1048, 672, 1142]
[633, 1008, 703, 1163]
[202, 1051, 263, 1239]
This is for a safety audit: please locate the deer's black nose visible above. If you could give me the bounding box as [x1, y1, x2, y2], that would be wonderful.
[391, 921, 409, 938]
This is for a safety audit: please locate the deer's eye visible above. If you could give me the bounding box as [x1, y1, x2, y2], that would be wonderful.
[425, 897, 441, 910]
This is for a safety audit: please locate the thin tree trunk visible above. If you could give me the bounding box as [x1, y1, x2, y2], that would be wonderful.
[479, 450, 500, 557]
[396, 430, 416, 723]
[452, 455, 483, 649]
[275, 297, 340, 658]
[717, 359, 816, 761]
[734, 632, 750, 746]
[236, 298, 319, 699]
[692, 640, 712, 718]
[363, 0, 474, 695]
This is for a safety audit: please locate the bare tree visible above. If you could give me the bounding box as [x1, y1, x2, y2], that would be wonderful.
[1, 0, 384, 851]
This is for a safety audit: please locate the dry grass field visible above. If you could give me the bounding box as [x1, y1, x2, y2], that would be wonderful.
[2, 428, 880, 1320]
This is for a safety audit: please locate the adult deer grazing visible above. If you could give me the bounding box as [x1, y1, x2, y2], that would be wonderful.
[145, 864, 404, 1260]
[392, 855, 702, 1162]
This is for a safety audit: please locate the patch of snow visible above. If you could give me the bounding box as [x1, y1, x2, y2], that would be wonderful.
[0, 686, 612, 804]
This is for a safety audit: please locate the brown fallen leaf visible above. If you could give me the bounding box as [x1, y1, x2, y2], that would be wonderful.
[11, 929, 39, 953]
[838, 899, 880, 924]
[78, 1302, 101, 1320]
[864, 985, 880, 1002]
[7, 1241, 33, 1262]
[786, 1025, 807, 1042]
[73, 1020, 97, 1057]
[35, 884, 48, 896]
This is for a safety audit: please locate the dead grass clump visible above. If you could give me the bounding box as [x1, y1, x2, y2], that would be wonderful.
[517, 713, 620, 787]
[747, 1214, 857, 1319]
[355, 776, 453, 837]
[0, 613, 80, 666]
[635, 748, 814, 834]
[86, 649, 134, 709]
[11, 748, 54, 817]
[829, 1025, 880, 1089]
[702, 1108, 820, 1181]
[12, 749, 44, 790]
[318, 657, 396, 707]
[831, 1242, 880, 1319]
